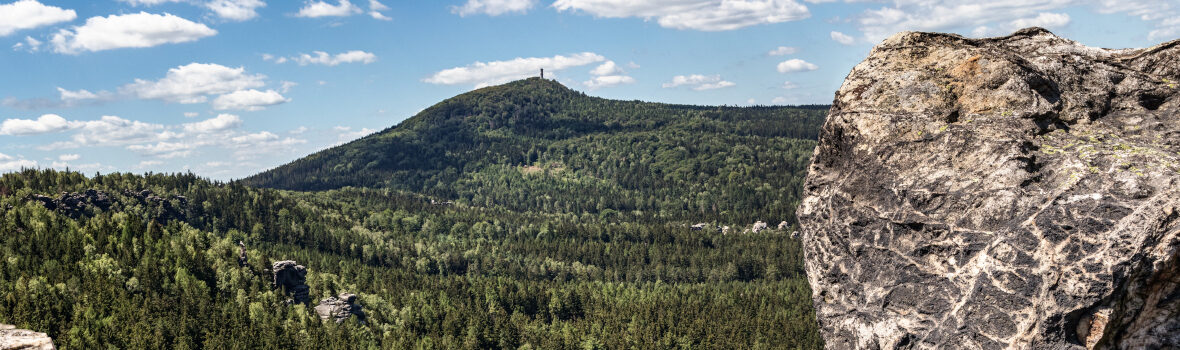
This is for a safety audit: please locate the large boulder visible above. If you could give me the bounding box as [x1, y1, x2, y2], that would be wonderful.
[314, 293, 366, 324]
[272, 260, 310, 304]
[798, 28, 1179, 349]
[0, 324, 54, 350]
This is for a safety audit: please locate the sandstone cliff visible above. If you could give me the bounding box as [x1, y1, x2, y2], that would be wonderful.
[798, 28, 1179, 349]
[0, 325, 54, 350]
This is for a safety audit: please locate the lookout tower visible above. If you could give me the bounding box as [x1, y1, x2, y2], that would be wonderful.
[540, 68, 544, 79]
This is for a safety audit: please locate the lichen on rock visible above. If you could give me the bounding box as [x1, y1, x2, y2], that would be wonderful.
[798, 27, 1179, 349]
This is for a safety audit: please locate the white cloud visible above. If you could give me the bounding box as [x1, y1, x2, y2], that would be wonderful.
[121, 63, 266, 104]
[0, 114, 70, 135]
[67, 116, 170, 147]
[662, 74, 735, 90]
[830, 31, 854, 45]
[1010, 12, 1070, 29]
[768, 46, 797, 56]
[853, 1, 1084, 43]
[14, 36, 43, 52]
[0, 153, 37, 173]
[211, 89, 289, 111]
[369, 0, 391, 20]
[184, 112, 200, 118]
[206, 0, 267, 21]
[136, 160, 163, 168]
[424, 52, 605, 87]
[127, 141, 194, 158]
[183, 114, 242, 133]
[365, 0, 389, 19]
[776, 58, 817, 73]
[51, 12, 216, 54]
[56, 87, 103, 102]
[290, 50, 378, 66]
[590, 61, 623, 75]
[296, 0, 363, 18]
[782, 81, 798, 89]
[119, 0, 183, 5]
[453, 0, 536, 17]
[334, 126, 377, 143]
[584, 75, 635, 89]
[0, 0, 77, 37]
[552, 0, 810, 31]
[58, 153, 80, 161]
[584, 60, 634, 89]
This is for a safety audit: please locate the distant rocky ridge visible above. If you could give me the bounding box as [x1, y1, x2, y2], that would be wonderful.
[0, 324, 54, 350]
[798, 28, 1179, 348]
[22, 189, 186, 221]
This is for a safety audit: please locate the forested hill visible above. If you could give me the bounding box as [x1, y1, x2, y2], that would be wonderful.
[242, 78, 827, 225]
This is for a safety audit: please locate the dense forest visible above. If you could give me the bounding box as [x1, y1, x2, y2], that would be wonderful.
[1, 79, 828, 349]
[244, 78, 826, 225]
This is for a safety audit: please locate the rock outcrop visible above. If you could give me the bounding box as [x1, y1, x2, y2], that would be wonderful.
[0, 324, 54, 350]
[272, 260, 310, 304]
[26, 190, 112, 217]
[314, 293, 366, 323]
[798, 28, 1179, 349]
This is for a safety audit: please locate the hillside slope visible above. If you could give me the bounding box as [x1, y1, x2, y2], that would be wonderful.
[243, 78, 827, 225]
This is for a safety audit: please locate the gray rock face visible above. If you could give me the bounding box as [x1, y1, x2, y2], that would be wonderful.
[272, 260, 310, 304]
[314, 293, 366, 323]
[798, 28, 1180, 349]
[0, 324, 54, 350]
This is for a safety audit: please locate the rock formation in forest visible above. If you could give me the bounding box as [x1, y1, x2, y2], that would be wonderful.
[0, 324, 54, 350]
[314, 293, 366, 324]
[798, 27, 1179, 349]
[272, 260, 310, 304]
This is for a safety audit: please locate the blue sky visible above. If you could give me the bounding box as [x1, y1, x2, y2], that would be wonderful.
[0, 0, 1176, 179]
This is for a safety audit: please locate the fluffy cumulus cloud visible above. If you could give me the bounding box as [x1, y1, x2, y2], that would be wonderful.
[552, 0, 810, 31]
[119, 0, 265, 21]
[452, 0, 536, 17]
[851, 0, 1094, 42]
[0, 114, 70, 135]
[662, 74, 735, 90]
[425, 52, 605, 87]
[776, 58, 817, 73]
[183, 114, 242, 133]
[333, 126, 377, 143]
[120, 63, 266, 104]
[50, 12, 216, 54]
[768, 46, 797, 56]
[830, 31, 854, 45]
[0, 0, 77, 37]
[206, 0, 267, 21]
[584, 75, 636, 89]
[0, 153, 37, 172]
[287, 50, 378, 66]
[583, 60, 636, 89]
[14, 113, 305, 164]
[211, 89, 289, 110]
[296, 0, 363, 18]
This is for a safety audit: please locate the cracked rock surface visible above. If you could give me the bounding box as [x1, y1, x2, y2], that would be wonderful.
[798, 27, 1180, 349]
[0, 324, 54, 350]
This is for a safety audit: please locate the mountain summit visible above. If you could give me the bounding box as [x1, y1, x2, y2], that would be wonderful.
[243, 78, 826, 224]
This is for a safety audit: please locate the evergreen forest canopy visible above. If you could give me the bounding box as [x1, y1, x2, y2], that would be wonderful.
[0, 78, 829, 349]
